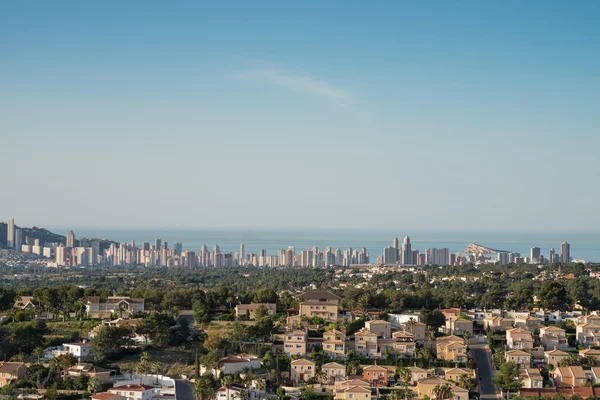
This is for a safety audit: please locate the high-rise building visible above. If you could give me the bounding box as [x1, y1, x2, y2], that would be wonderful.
[401, 236, 413, 265]
[530, 247, 541, 263]
[173, 242, 183, 255]
[549, 248, 556, 263]
[14, 228, 23, 251]
[498, 252, 509, 265]
[561, 242, 570, 264]
[240, 244, 245, 262]
[383, 246, 398, 264]
[66, 231, 75, 247]
[154, 238, 162, 250]
[7, 218, 15, 248]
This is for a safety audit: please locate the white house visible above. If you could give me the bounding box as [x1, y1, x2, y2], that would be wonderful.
[200, 356, 261, 376]
[108, 384, 156, 400]
[86, 297, 145, 319]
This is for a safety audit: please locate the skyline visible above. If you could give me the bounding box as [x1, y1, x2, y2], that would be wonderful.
[2, 1, 600, 230]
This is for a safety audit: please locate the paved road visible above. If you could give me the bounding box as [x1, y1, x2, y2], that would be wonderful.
[471, 344, 499, 400]
[175, 379, 195, 400]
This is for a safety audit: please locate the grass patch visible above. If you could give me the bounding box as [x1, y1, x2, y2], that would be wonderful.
[111, 346, 195, 373]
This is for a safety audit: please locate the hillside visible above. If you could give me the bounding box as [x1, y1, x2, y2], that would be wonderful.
[0, 222, 114, 250]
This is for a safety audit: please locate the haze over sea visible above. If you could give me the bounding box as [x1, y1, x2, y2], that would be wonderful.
[47, 228, 600, 263]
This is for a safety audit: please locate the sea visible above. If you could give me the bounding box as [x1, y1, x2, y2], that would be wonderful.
[47, 228, 600, 263]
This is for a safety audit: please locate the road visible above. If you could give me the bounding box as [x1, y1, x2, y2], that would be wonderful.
[175, 379, 195, 400]
[471, 344, 499, 400]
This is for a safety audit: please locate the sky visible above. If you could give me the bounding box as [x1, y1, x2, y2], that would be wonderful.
[1, 1, 599, 231]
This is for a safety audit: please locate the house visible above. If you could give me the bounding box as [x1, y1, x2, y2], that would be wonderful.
[108, 384, 156, 400]
[365, 320, 391, 338]
[590, 367, 600, 384]
[449, 386, 469, 400]
[392, 330, 415, 357]
[520, 368, 543, 389]
[66, 363, 112, 382]
[441, 308, 461, 319]
[388, 314, 422, 327]
[506, 328, 534, 350]
[576, 322, 600, 346]
[290, 359, 315, 384]
[216, 385, 258, 400]
[234, 303, 277, 319]
[296, 291, 341, 323]
[545, 350, 569, 367]
[201, 356, 262, 376]
[539, 326, 568, 350]
[443, 368, 472, 383]
[284, 330, 307, 357]
[514, 316, 543, 332]
[580, 349, 600, 364]
[323, 329, 347, 358]
[334, 385, 371, 400]
[335, 379, 370, 391]
[417, 377, 450, 399]
[579, 314, 600, 325]
[86, 297, 145, 319]
[504, 350, 531, 369]
[13, 296, 35, 310]
[484, 316, 514, 331]
[444, 317, 473, 337]
[408, 367, 428, 385]
[401, 321, 426, 341]
[553, 366, 587, 387]
[362, 364, 393, 387]
[436, 336, 467, 362]
[0, 362, 26, 387]
[92, 393, 127, 400]
[63, 342, 95, 362]
[321, 362, 347, 384]
[354, 328, 378, 357]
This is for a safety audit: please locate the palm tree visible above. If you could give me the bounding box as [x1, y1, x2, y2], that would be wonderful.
[254, 378, 265, 397]
[33, 346, 45, 364]
[221, 375, 234, 389]
[428, 331, 436, 353]
[433, 383, 453, 400]
[463, 331, 471, 343]
[457, 374, 475, 390]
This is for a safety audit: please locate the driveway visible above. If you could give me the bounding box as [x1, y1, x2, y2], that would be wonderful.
[175, 379, 195, 400]
[471, 344, 499, 400]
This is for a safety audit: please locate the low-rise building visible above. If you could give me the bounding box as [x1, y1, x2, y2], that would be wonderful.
[443, 368, 472, 383]
[201, 356, 262, 376]
[436, 336, 467, 362]
[234, 303, 276, 319]
[515, 316, 543, 332]
[86, 297, 144, 319]
[576, 322, 600, 346]
[323, 329, 346, 358]
[66, 364, 112, 382]
[408, 366, 428, 385]
[0, 362, 26, 387]
[444, 317, 473, 337]
[108, 384, 156, 400]
[484, 316, 514, 331]
[506, 328, 534, 350]
[354, 328, 378, 357]
[284, 330, 307, 357]
[290, 358, 315, 384]
[13, 296, 36, 311]
[297, 291, 341, 323]
[92, 393, 127, 400]
[553, 366, 587, 387]
[365, 320, 391, 338]
[504, 350, 532, 369]
[545, 350, 569, 367]
[402, 321, 426, 341]
[520, 368, 543, 389]
[63, 342, 95, 362]
[392, 330, 415, 357]
[580, 349, 600, 364]
[334, 385, 371, 400]
[321, 362, 346, 384]
[362, 364, 393, 387]
[540, 326, 568, 350]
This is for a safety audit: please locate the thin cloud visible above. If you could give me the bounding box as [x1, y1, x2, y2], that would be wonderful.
[232, 67, 357, 108]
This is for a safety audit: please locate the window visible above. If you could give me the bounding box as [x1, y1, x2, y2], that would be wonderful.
[349, 395, 354, 399]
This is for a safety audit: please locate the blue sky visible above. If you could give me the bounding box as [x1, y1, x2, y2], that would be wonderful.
[1, 1, 599, 230]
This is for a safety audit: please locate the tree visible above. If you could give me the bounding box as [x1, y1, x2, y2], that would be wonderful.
[221, 375, 234, 388]
[493, 362, 523, 400]
[195, 374, 217, 400]
[91, 325, 134, 358]
[537, 281, 571, 311]
[33, 346, 45, 364]
[88, 377, 101, 395]
[432, 383, 453, 400]
[51, 353, 78, 371]
[254, 378, 265, 394]
[458, 374, 476, 390]
[463, 331, 471, 342]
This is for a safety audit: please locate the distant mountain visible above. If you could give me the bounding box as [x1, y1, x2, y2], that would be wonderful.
[464, 242, 509, 254]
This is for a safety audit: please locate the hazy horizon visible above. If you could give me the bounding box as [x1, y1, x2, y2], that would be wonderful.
[2, 2, 599, 231]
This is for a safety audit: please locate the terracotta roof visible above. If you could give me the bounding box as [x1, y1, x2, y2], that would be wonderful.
[322, 362, 345, 369]
[290, 358, 315, 366]
[298, 291, 341, 301]
[367, 320, 390, 325]
[92, 393, 122, 400]
[0, 362, 25, 374]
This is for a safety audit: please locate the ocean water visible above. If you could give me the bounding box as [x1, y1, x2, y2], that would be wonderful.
[48, 228, 600, 262]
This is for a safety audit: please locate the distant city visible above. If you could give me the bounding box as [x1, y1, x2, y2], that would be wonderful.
[1, 217, 573, 268]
